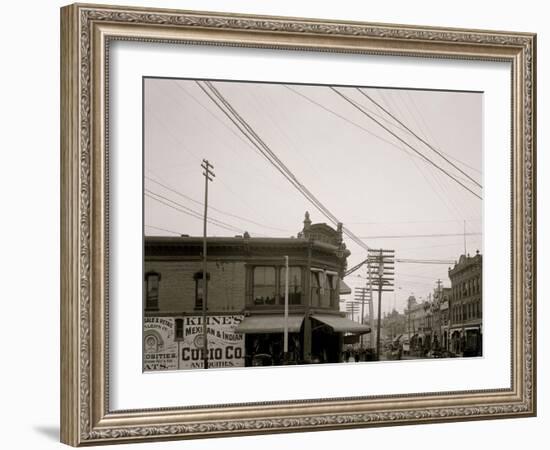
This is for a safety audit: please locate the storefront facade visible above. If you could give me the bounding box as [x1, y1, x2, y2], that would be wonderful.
[144, 213, 369, 371]
[448, 252, 483, 357]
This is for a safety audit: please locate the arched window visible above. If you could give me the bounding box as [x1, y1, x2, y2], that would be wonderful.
[193, 271, 210, 310]
[145, 272, 161, 311]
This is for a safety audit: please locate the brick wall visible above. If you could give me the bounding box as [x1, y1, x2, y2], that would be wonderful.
[145, 260, 246, 313]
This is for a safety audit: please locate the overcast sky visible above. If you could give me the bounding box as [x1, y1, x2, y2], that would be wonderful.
[144, 78, 483, 316]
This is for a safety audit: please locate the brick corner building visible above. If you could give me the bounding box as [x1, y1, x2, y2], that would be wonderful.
[143, 212, 369, 370]
[448, 251, 483, 357]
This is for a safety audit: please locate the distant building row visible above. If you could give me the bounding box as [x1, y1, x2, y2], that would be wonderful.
[381, 251, 482, 357]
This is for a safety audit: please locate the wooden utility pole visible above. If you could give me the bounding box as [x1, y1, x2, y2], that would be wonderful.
[368, 267, 375, 349]
[354, 287, 371, 349]
[201, 159, 215, 369]
[407, 295, 412, 344]
[283, 255, 289, 362]
[346, 302, 360, 322]
[367, 248, 395, 361]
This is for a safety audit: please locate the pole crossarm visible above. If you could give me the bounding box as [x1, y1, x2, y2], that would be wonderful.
[365, 248, 396, 360]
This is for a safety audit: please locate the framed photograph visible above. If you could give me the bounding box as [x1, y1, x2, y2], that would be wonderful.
[60, 3, 536, 446]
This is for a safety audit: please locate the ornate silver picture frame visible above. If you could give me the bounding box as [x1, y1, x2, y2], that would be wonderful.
[60, 3, 536, 446]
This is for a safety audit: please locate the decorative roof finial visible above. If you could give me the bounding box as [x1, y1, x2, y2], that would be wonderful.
[336, 222, 343, 244]
[303, 211, 311, 231]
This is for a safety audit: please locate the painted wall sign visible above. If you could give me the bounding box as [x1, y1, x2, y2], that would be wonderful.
[180, 315, 245, 370]
[143, 316, 178, 371]
[143, 315, 245, 371]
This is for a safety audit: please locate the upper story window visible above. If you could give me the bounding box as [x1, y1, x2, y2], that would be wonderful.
[279, 266, 302, 305]
[311, 269, 322, 307]
[253, 266, 277, 305]
[326, 272, 338, 307]
[175, 318, 184, 340]
[311, 269, 338, 308]
[145, 272, 161, 311]
[193, 271, 210, 310]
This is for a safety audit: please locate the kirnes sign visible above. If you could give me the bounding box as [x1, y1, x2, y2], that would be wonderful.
[143, 315, 245, 371]
[181, 315, 244, 370]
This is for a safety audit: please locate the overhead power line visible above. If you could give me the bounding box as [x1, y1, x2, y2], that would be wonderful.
[347, 218, 481, 225]
[358, 232, 481, 239]
[372, 89, 476, 220]
[396, 259, 456, 265]
[356, 88, 482, 188]
[284, 85, 479, 188]
[402, 90, 482, 176]
[329, 87, 482, 200]
[202, 81, 339, 223]
[145, 176, 292, 233]
[145, 224, 181, 235]
[145, 189, 245, 234]
[197, 80, 371, 252]
[284, 85, 416, 157]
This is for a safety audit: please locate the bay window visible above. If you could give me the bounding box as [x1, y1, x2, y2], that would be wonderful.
[279, 266, 302, 305]
[253, 266, 277, 305]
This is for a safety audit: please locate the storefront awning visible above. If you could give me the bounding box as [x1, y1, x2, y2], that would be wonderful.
[235, 315, 304, 334]
[339, 279, 352, 295]
[311, 314, 371, 334]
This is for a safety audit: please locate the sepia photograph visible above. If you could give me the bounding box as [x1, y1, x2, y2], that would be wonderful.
[142, 78, 483, 371]
[58, 3, 536, 445]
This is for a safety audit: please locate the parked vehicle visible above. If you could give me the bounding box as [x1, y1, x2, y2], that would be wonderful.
[251, 353, 273, 366]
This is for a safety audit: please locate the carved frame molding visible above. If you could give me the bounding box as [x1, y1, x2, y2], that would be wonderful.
[60, 3, 536, 446]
